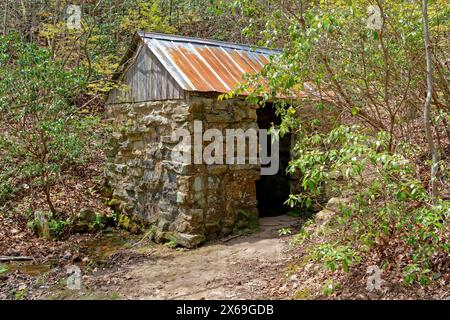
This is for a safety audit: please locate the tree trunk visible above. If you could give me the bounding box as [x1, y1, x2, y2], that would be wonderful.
[43, 182, 57, 216]
[422, 0, 440, 201]
[2, 0, 8, 35]
[50, 0, 62, 56]
[169, 0, 173, 25]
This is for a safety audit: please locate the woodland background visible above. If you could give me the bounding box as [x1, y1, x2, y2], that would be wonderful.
[0, 0, 449, 299]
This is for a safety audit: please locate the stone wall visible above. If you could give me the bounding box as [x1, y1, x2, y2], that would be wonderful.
[106, 95, 260, 247]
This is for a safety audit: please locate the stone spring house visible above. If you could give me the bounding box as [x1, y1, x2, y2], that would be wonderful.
[106, 32, 293, 247]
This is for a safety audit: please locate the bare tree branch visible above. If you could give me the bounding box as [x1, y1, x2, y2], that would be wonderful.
[422, 0, 440, 201]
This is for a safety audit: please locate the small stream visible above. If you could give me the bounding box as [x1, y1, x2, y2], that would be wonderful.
[1, 230, 138, 277]
[1, 260, 55, 276]
[81, 230, 133, 260]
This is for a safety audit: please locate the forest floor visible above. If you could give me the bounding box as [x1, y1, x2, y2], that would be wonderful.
[0, 215, 301, 300]
[2, 212, 449, 300]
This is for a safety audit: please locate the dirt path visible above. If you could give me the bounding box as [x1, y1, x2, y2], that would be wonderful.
[124, 215, 298, 299]
[49, 215, 299, 300]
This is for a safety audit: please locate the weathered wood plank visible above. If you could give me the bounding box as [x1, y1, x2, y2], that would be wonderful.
[107, 42, 185, 104]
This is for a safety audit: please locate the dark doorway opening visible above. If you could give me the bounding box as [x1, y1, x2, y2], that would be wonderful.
[256, 103, 291, 217]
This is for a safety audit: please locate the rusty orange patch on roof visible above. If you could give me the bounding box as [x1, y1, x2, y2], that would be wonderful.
[139, 32, 280, 94]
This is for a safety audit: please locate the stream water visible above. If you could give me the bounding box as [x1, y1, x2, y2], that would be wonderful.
[1, 230, 137, 277]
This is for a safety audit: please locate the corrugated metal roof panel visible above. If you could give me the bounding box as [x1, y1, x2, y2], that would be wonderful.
[140, 32, 280, 93]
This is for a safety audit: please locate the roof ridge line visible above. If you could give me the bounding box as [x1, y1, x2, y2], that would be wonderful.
[137, 31, 282, 54]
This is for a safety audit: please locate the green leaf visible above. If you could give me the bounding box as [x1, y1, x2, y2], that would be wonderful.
[351, 106, 360, 116]
[305, 197, 312, 208]
[396, 190, 408, 201]
[373, 31, 379, 40]
[0, 264, 8, 274]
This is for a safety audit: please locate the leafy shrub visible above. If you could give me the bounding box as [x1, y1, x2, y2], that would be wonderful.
[312, 244, 361, 273]
[0, 34, 100, 215]
[27, 211, 69, 239]
[287, 124, 449, 285]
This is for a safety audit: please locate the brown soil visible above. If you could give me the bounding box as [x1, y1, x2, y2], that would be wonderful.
[1, 215, 300, 300]
[115, 215, 300, 300]
[2, 214, 448, 300]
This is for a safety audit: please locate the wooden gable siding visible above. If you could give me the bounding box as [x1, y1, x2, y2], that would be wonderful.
[107, 44, 185, 104]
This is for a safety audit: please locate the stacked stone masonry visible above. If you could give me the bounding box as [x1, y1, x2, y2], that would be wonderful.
[106, 95, 261, 247]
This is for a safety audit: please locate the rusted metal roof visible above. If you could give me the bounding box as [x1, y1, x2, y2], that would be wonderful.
[138, 32, 280, 93]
